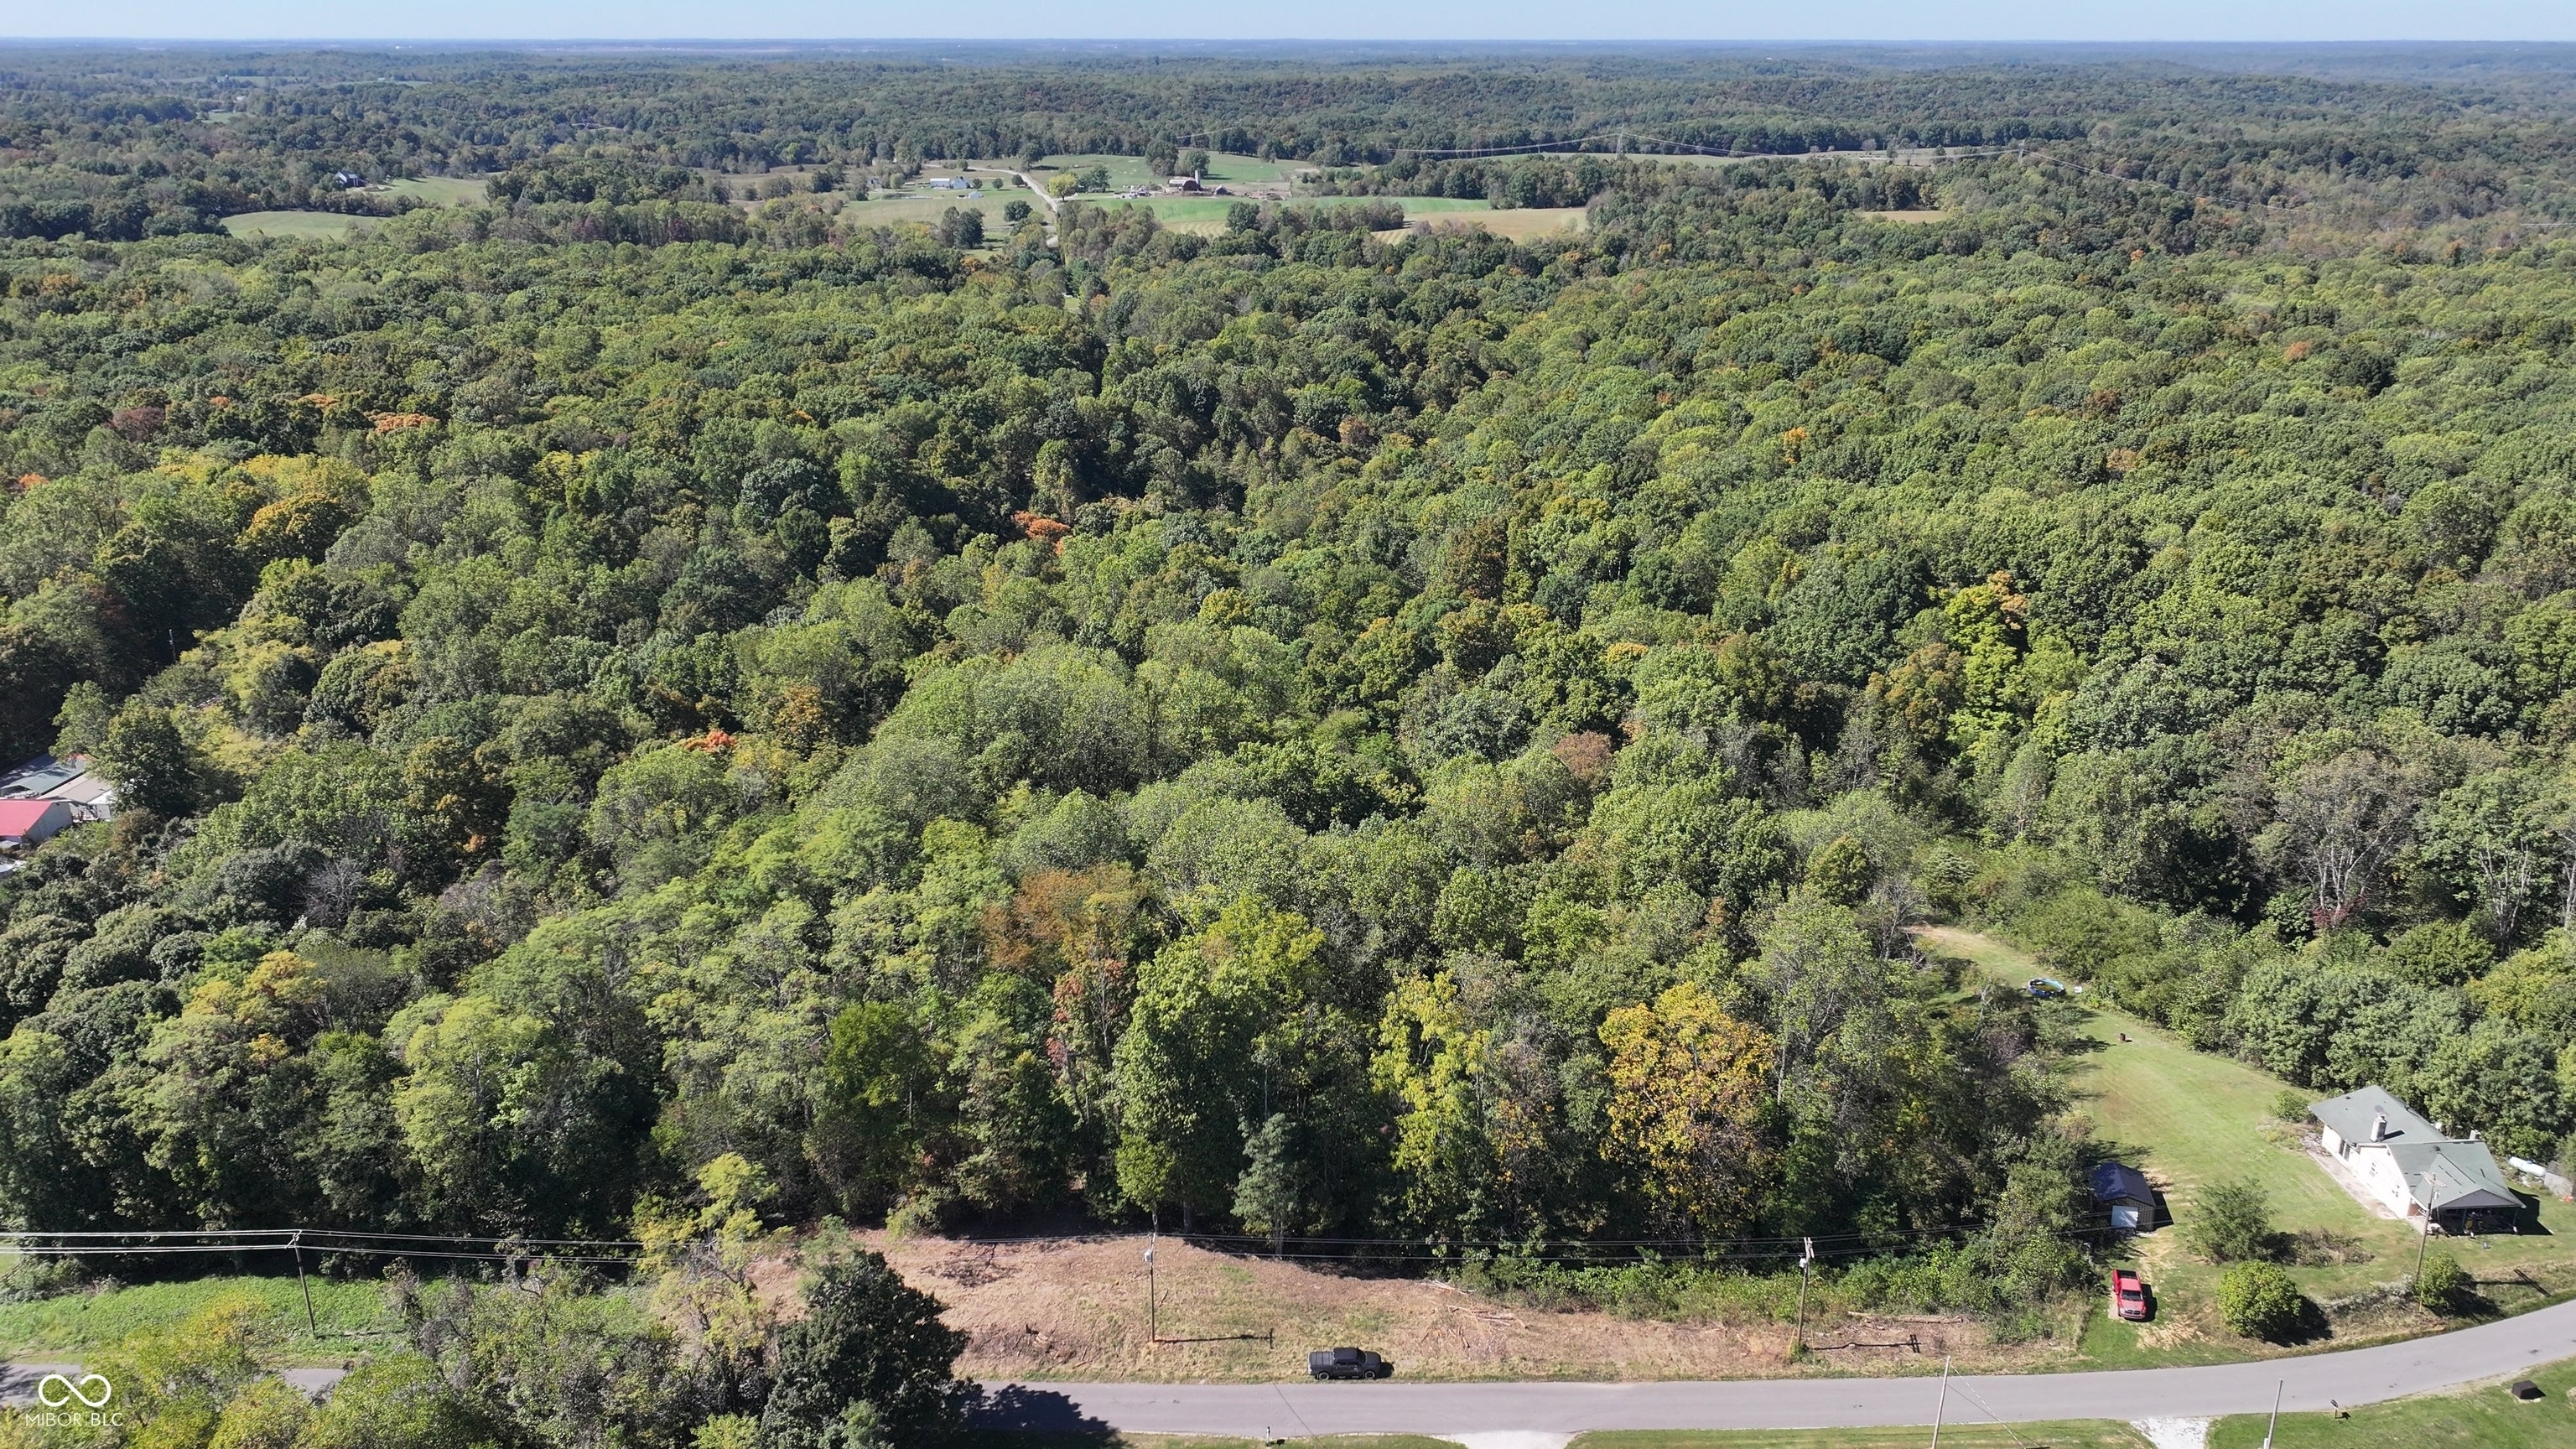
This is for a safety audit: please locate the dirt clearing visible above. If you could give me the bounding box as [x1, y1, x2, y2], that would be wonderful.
[859, 1232, 2037, 1384]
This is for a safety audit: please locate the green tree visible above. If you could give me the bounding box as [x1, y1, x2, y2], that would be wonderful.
[756, 1253, 967, 1449]
[1113, 898, 1323, 1223]
[402, 1273, 705, 1449]
[812, 1000, 942, 1216]
[93, 703, 218, 817]
[51, 678, 112, 757]
[1598, 980, 1777, 1233]
[2417, 769, 2559, 943]
[1803, 834, 1872, 906]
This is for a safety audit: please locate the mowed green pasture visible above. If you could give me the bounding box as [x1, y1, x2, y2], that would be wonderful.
[1918, 927, 2574, 1368]
[833, 192, 1024, 228]
[378, 176, 489, 205]
[220, 210, 376, 240]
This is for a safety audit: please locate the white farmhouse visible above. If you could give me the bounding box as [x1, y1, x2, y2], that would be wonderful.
[2311, 1085, 2520, 1233]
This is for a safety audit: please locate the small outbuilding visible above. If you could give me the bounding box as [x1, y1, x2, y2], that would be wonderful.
[0, 798, 73, 849]
[1, 752, 116, 822]
[2089, 1161, 2158, 1231]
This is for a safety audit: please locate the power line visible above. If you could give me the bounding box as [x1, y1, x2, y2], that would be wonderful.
[0, 1242, 610, 1258]
[0, 1226, 648, 1267]
[0, 1218, 2120, 1268]
[0, 1228, 643, 1247]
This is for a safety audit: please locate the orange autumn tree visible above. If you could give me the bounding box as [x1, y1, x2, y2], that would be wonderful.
[1599, 980, 1777, 1233]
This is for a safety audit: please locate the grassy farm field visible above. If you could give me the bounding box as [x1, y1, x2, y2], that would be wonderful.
[1918, 927, 2576, 1368]
[1034, 152, 1301, 193]
[378, 175, 489, 205]
[1140, 194, 1472, 230]
[833, 192, 1022, 227]
[1414, 205, 1589, 239]
[219, 210, 375, 239]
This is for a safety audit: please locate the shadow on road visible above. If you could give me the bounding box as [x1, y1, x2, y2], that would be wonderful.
[966, 1384, 1115, 1442]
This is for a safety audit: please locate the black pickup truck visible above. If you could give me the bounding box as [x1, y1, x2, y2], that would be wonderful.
[1307, 1347, 1393, 1380]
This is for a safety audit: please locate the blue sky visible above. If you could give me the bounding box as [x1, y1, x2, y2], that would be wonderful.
[7, 1, 2571, 43]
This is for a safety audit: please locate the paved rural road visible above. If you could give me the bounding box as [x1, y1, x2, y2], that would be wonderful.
[10, 1296, 2572, 1433]
[975, 1294, 2576, 1436]
[0, 1363, 342, 1407]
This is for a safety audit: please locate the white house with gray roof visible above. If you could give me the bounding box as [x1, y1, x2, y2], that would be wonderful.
[2310, 1085, 2520, 1233]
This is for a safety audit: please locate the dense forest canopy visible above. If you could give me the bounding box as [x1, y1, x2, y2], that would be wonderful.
[2, 47, 2575, 1348]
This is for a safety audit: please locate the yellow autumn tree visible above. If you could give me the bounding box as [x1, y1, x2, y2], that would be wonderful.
[1599, 980, 1777, 1233]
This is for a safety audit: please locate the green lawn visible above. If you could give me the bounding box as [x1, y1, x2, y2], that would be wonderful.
[1547, 1368, 2576, 1449]
[1556, 1364, 2576, 1449]
[1572, 1426, 2152, 1448]
[0, 1273, 397, 1358]
[2210, 1358, 2576, 1446]
[378, 176, 489, 206]
[220, 210, 376, 240]
[1918, 927, 2574, 1367]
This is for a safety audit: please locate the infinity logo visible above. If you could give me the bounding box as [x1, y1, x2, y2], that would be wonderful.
[36, 1373, 112, 1409]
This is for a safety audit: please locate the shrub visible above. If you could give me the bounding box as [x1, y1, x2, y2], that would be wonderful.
[2271, 1089, 2309, 1123]
[2414, 1251, 2474, 1315]
[299, 1354, 487, 1449]
[2216, 1261, 2307, 1340]
[2186, 1176, 2277, 1263]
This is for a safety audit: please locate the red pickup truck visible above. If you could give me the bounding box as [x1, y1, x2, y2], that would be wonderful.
[2111, 1270, 2150, 1322]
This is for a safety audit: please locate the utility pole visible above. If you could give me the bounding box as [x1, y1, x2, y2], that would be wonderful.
[1144, 1228, 1159, 1344]
[1928, 1356, 1950, 1449]
[1792, 1237, 1814, 1353]
[291, 1230, 318, 1337]
[2261, 1379, 2283, 1449]
[2415, 1163, 2447, 1282]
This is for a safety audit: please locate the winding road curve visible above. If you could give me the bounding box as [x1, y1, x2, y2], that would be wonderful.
[977, 1294, 2576, 1436]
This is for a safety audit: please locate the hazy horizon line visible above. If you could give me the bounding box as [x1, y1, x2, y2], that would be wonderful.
[6, 36, 2575, 47]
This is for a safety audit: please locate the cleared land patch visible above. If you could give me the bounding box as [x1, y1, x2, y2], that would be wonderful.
[866, 1230, 2024, 1384]
[832, 193, 1021, 227]
[378, 176, 489, 205]
[220, 210, 375, 240]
